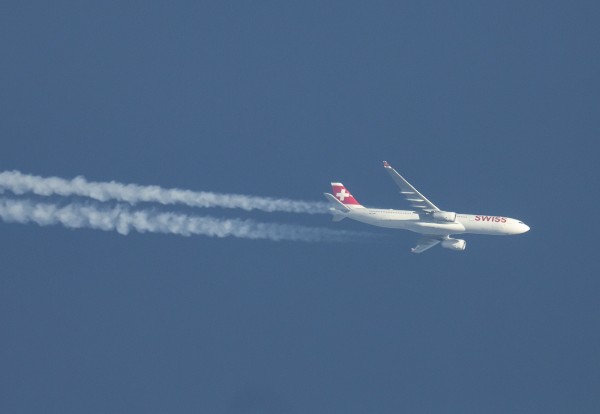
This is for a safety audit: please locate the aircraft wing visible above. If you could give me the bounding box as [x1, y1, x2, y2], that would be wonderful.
[383, 161, 440, 211]
[411, 237, 441, 254]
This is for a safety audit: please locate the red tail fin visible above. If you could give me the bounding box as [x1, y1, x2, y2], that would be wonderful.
[331, 183, 361, 206]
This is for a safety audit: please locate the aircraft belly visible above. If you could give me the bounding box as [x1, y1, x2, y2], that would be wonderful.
[362, 217, 408, 229]
[411, 221, 466, 235]
[349, 212, 411, 229]
[347, 212, 466, 234]
[460, 221, 509, 235]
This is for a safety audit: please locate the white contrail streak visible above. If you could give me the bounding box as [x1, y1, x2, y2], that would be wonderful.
[0, 197, 359, 242]
[0, 170, 329, 214]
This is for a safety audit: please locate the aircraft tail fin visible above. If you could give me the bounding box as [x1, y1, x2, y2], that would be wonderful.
[330, 183, 363, 207]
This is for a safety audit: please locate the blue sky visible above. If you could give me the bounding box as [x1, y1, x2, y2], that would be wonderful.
[1, 1, 599, 413]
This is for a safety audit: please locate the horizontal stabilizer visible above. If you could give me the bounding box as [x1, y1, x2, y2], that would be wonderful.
[323, 193, 351, 212]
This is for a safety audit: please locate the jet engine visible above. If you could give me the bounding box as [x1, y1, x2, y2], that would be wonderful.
[432, 211, 457, 222]
[441, 238, 467, 251]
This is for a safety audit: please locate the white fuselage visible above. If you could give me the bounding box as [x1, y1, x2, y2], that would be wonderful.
[339, 206, 530, 236]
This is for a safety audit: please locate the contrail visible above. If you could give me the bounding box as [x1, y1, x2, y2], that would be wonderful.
[0, 197, 360, 242]
[0, 170, 329, 214]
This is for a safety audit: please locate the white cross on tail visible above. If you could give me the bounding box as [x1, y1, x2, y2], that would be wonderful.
[336, 189, 350, 201]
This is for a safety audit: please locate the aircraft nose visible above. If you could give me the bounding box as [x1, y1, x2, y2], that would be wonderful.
[520, 223, 530, 233]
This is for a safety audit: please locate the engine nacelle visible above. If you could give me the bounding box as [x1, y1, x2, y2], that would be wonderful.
[441, 238, 467, 251]
[432, 211, 457, 222]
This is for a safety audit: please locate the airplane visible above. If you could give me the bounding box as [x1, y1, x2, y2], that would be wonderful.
[324, 161, 530, 253]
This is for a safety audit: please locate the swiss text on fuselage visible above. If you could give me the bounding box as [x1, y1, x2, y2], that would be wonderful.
[474, 215, 507, 223]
